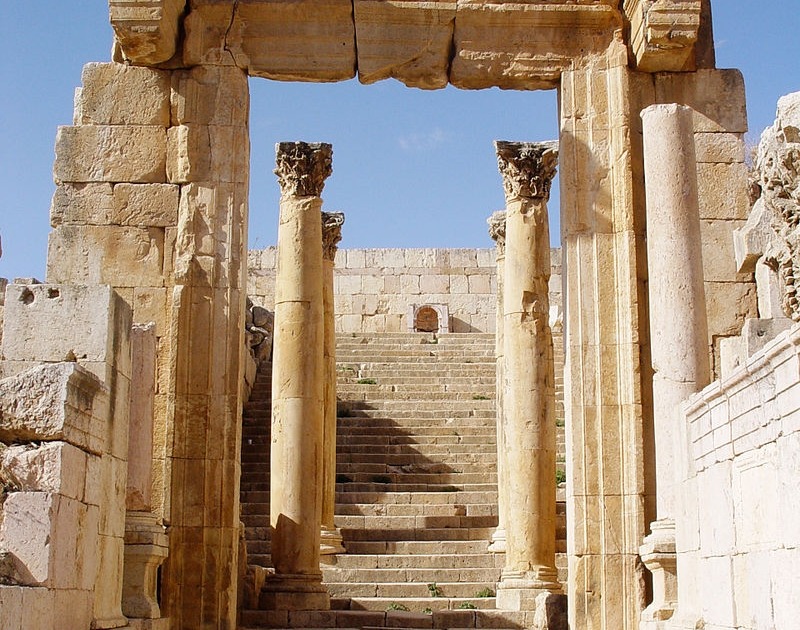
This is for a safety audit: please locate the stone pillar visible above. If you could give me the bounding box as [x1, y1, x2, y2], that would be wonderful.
[123, 323, 169, 627]
[639, 104, 710, 626]
[487, 210, 507, 554]
[320, 211, 345, 557]
[494, 141, 561, 612]
[260, 142, 331, 610]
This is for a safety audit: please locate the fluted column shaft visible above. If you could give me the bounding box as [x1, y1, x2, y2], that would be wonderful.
[263, 142, 332, 610]
[640, 104, 709, 625]
[495, 141, 561, 610]
[320, 211, 345, 556]
[487, 211, 508, 554]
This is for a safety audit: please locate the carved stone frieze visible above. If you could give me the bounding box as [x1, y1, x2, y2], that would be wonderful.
[274, 142, 333, 198]
[494, 141, 558, 202]
[487, 210, 507, 257]
[321, 212, 345, 261]
[748, 93, 800, 321]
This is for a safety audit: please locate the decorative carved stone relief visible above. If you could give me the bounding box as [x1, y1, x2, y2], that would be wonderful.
[495, 141, 558, 201]
[487, 210, 507, 257]
[321, 212, 345, 262]
[274, 142, 333, 198]
[624, 0, 702, 72]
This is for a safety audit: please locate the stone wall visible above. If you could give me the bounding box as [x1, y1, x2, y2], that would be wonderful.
[248, 246, 563, 334]
[675, 323, 800, 629]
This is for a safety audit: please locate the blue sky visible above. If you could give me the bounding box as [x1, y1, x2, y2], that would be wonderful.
[0, 2, 797, 281]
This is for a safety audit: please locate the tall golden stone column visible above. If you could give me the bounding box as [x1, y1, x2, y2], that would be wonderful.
[639, 104, 709, 626]
[494, 141, 561, 612]
[320, 211, 346, 557]
[487, 210, 507, 554]
[260, 142, 331, 610]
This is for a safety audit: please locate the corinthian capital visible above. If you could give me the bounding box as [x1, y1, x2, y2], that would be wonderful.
[495, 141, 558, 201]
[487, 210, 507, 256]
[322, 211, 345, 261]
[274, 141, 333, 198]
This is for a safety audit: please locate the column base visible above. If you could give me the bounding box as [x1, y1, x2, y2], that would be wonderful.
[91, 616, 129, 629]
[496, 567, 562, 611]
[487, 527, 507, 553]
[127, 619, 171, 630]
[319, 526, 345, 557]
[123, 512, 169, 620]
[640, 519, 677, 624]
[259, 573, 330, 611]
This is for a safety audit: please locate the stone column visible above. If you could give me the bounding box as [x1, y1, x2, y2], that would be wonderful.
[261, 142, 332, 610]
[320, 211, 345, 557]
[639, 104, 709, 626]
[487, 210, 507, 554]
[494, 141, 561, 611]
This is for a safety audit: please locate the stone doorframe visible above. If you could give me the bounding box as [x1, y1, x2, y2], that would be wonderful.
[58, 1, 751, 628]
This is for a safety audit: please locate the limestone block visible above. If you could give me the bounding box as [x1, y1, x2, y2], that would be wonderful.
[696, 162, 750, 221]
[346, 249, 366, 268]
[0, 363, 106, 455]
[450, 274, 469, 293]
[468, 274, 491, 294]
[353, 1, 456, 89]
[54, 126, 167, 184]
[167, 125, 249, 184]
[366, 248, 405, 268]
[50, 183, 114, 227]
[700, 219, 748, 282]
[112, 184, 179, 227]
[1, 283, 132, 376]
[654, 69, 748, 133]
[110, 0, 184, 65]
[0, 586, 23, 630]
[171, 65, 250, 127]
[182, 1, 238, 67]
[47, 225, 166, 289]
[132, 287, 169, 334]
[419, 274, 450, 294]
[704, 281, 757, 339]
[75, 63, 171, 126]
[451, 0, 620, 90]
[0, 442, 87, 501]
[693, 132, 745, 164]
[231, 0, 356, 81]
[0, 492, 98, 589]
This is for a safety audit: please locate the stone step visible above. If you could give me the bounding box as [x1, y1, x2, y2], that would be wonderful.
[334, 453, 497, 467]
[239, 491, 501, 506]
[337, 409, 496, 420]
[334, 434, 495, 445]
[335, 389, 495, 401]
[241, 482, 497, 494]
[340, 540, 493, 555]
[333, 553, 505, 570]
[336, 443, 497, 455]
[323, 567, 502, 586]
[333, 462, 496, 476]
[336, 423, 496, 434]
[339, 526, 497, 543]
[338, 376, 496, 386]
[240, 606, 539, 629]
[324, 581, 498, 599]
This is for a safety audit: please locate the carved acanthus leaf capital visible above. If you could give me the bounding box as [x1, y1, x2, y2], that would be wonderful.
[322, 211, 345, 261]
[274, 141, 333, 198]
[487, 210, 507, 256]
[495, 141, 558, 201]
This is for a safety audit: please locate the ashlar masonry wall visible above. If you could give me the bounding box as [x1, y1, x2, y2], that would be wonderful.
[673, 323, 800, 629]
[248, 246, 563, 335]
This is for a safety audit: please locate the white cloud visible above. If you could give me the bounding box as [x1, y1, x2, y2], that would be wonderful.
[397, 128, 448, 152]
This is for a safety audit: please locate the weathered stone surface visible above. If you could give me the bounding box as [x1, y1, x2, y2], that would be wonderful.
[184, 0, 356, 81]
[354, 1, 456, 89]
[0, 442, 88, 501]
[50, 183, 114, 227]
[167, 125, 249, 184]
[47, 225, 166, 288]
[74, 63, 171, 127]
[111, 184, 179, 227]
[0, 363, 106, 455]
[625, 0, 702, 72]
[171, 65, 250, 127]
[654, 69, 748, 133]
[54, 126, 167, 184]
[451, 1, 621, 90]
[0, 492, 98, 589]
[704, 281, 758, 339]
[110, 0, 185, 65]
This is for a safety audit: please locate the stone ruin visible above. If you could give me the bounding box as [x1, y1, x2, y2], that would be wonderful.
[0, 1, 798, 629]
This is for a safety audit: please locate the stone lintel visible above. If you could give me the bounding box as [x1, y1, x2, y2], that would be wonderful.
[495, 141, 558, 202]
[321, 212, 345, 262]
[274, 142, 333, 198]
[109, 0, 185, 65]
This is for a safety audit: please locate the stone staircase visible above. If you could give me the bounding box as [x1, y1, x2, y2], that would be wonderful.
[239, 332, 566, 629]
